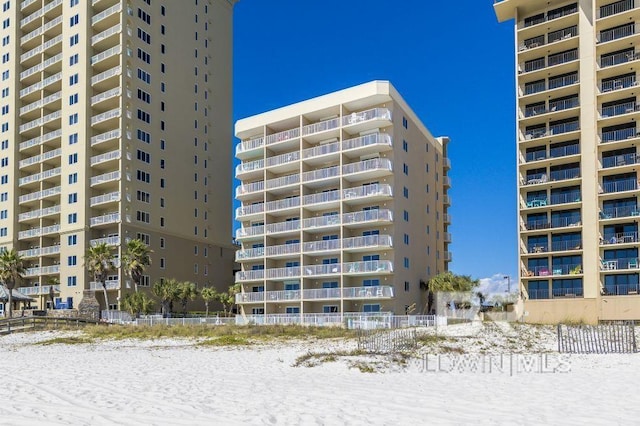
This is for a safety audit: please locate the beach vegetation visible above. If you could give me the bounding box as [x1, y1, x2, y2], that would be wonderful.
[85, 243, 116, 311]
[0, 249, 25, 318]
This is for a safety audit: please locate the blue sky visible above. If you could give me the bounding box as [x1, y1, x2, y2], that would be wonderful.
[232, 0, 517, 284]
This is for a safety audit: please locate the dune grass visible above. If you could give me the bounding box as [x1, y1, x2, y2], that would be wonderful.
[198, 335, 252, 347]
[81, 324, 357, 341]
[36, 336, 93, 345]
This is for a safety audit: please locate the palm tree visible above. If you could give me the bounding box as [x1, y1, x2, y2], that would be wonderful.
[0, 249, 25, 318]
[215, 283, 240, 317]
[424, 272, 479, 314]
[122, 239, 153, 293]
[85, 243, 115, 312]
[152, 278, 180, 318]
[177, 281, 198, 316]
[201, 287, 217, 317]
[122, 292, 155, 317]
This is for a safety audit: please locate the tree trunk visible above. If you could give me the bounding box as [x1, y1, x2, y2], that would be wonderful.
[102, 282, 110, 312]
[205, 302, 209, 317]
[7, 281, 14, 318]
[133, 272, 140, 293]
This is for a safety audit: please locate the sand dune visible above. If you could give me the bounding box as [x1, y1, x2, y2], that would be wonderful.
[1, 324, 639, 425]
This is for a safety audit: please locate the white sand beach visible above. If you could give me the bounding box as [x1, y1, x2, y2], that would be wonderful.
[1, 323, 639, 425]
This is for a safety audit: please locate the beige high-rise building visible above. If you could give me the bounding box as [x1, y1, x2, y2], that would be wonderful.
[233, 81, 451, 322]
[0, 0, 237, 311]
[495, 0, 640, 323]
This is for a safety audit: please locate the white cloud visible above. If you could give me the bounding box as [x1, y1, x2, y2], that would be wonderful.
[477, 273, 518, 297]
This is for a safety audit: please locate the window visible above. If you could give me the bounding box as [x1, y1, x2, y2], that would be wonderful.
[160, 238, 165, 248]
[137, 28, 151, 44]
[137, 109, 150, 123]
[70, 14, 79, 26]
[160, 217, 165, 227]
[69, 94, 78, 105]
[0, 227, 6, 237]
[68, 213, 77, 223]
[68, 193, 77, 204]
[403, 140, 408, 152]
[136, 190, 150, 203]
[68, 256, 77, 266]
[136, 233, 150, 245]
[363, 304, 381, 313]
[69, 133, 78, 145]
[161, 5, 165, 15]
[136, 170, 150, 183]
[68, 173, 77, 184]
[404, 234, 409, 245]
[403, 163, 409, 175]
[137, 89, 151, 103]
[68, 113, 78, 125]
[160, 178, 165, 188]
[137, 8, 151, 24]
[137, 129, 151, 144]
[160, 258, 165, 268]
[403, 210, 409, 221]
[70, 0, 79, 6]
[404, 257, 410, 268]
[68, 235, 77, 245]
[69, 54, 78, 66]
[136, 149, 151, 163]
[404, 281, 410, 292]
[67, 276, 77, 287]
[402, 117, 408, 129]
[403, 187, 409, 198]
[69, 74, 78, 85]
[137, 68, 151, 84]
[137, 48, 151, 64]
[69, 34, 79, 46]
[68, 153, 78, 164]
[136, 211, 150, 223]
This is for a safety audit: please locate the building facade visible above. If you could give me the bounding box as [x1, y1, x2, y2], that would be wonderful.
[233, 81, 451, 321]
[495, 0, 640, 323]
[0, 0, 237, 310]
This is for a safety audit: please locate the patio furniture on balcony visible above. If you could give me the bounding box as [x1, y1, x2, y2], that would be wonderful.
[601, 260, 618, 270]
[600, 211, 613, 220]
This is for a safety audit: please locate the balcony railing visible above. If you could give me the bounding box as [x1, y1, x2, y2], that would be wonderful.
[91, 87, 121, 106]
[235, 225, 265, 239]
[548, 26, 577, 43]
[236, 137, 264, 156]
[342, 108, 391, 126]
[342, 132, 392, 151]
[90, 212, 120, 226]
[19, 167, 61, 186]
[19, 110, 61, 133]
[17, 285, 60, 296]
[19, 186, 61, 204]
[600, 205, 639, 219]
[18, 224, 60, 239]
[343, 184, 392, 200]
[266, 174, 300, 190]
[235, 246, 265, 260]
[601, 101, 639, 117]
[550, 73, 579, 90]
[603, 153, 640, 168]
[302, 141, 340, 159]
[602, 75, 637, 93]
[343, 260, 393, 274]
[90, 235, 121, 247]
[266, 266, 301, 280]
[267, 196, 301, 211]
[236, 203, 265, 218]
[302, 117, 340, 136]
[551, 240, 582, 251]
[342, 158, 393, 175]
[18, 205, 60, 221]
[525, 265, 581, 277]
[91, 129, 121, 146]
[601, 127, 637, 142]
[302, 239, 340, 253]
[20, 72, 62, 98]
[302, 166, 339, 183]
[264, 243, 300, 257]
[599, 23, 636, 43]
[20, 91, 62, 116]
[89, 280, 120, 291]
[302, 190, 339, 206]
[24, 265, 60, 277]
[302, 215, 340, 229]
[235, 286, 394, 303]
[236, 180, 265, 196]
[601, 257, 640, 270]
[20, 53, 63, 80]
[90, 150, 121, 165]
[550, 168, 580, 181]
[18, 245, 61, 258]
[91, 108, 121, 125]
[91, 66, 121, 86]
[603, 284, 640, 296]
[599, 0, 636, 19]
[601, 231, 638, 245]
[602, 179, 638, 193]
[92, 3, 122, 25]
[343, 209, 393, 225]
[266, 128, 301, 145]
[343, 234, 392, 250]
[265, 151, 300, 168]
[601, 51, 640, 68]
[522, 4, 578, 28]
[90, 170, 120, 186]
[236, 159, 264, 175]
[90, 191, 120, 206]
[265, 220, 300, 234]
[19, 148, 62, 168]
[303, 264, 340, 276]
[549, 192, 581, 205]
[91, 23, 121, 45]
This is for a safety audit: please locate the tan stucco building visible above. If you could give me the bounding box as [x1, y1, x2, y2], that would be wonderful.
[0, 0, 237, 310]
[495, 0, 640, 323]
[233, 81, 451, 321]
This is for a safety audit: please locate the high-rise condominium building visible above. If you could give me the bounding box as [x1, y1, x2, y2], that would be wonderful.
[495, 0, 640, 323]
[233, 81, 451, 322]
[0, 0, 237, 311]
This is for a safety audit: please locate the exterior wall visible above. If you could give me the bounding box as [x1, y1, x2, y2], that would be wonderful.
[233, 81, 450, 318]
[495, 0, 640, 323]
[0, 0, 237, 311]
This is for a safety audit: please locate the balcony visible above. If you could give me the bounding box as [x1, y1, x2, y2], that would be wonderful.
[20, 53, 63, 81]
[302, 191, 339, 208]
[601, 74, 638, 93]
[302, 239, 340, 254]
[343, 208, 393, 226]
[90, 191, 120, 207]
[342, 234, 392, 251]
[444, 213, 452, 224]
[236, 137, 264, 159]
[19, 110, 61, 134]
[302, 142, 340, 161]
[24, 265, 60, 277]
[342, 133, 392, 154]
[520, 49, 578, 74]
[91, 66, 121, 87]
[598, 0, 637, 19]
[18, 224, 60, 239]
[20, 72, 62, 99]
[236, 270, 265, 282]
[90, 150, 121, 166]
[89, 280, 120, 291]
[90, 212, 120, 227]
[235, 247, 265, 261]
[235, 286, 394, 304]
[91, 108, 121, 126]
[19, 148, 62, 169]
[20, 130, 62, 152]
[235, 203, 265, 219]
[90, 235, 121, 247]
[549, 168, 580, 182]
[19, 186, 61, 204]
[601, 101, 640, 118]
[549, 192, 581, 205]
[236, 180, 265, 198]
[302, 117, 340, 136]
[91, 45, 121, 67]
[265, 128, 300, 146]
[266, 174, 300, 191]
[91, 3, 122, 27]
[17, 285, 60, 296]
[236, 159, 264, 177]
[20, 91, 62, 116]
[598, 23, 638, 43]
[303, 264, 340, 277]
[91, 23, 121, 46]
[342, 158, 393, 179]
[600, 257, 640, 270]
[603, 152, 640, 168]
[516, 3, 578, 29]
[600, 205, 639, 219]
[601, 179, 638, 193]
[301, 166, 339, 185]
[90, 170, 120, 186]
[600, 50, 640, 68]
[235, 225, 265, 240]
[524, 265, 581, 277]
[18, 205, 61, 221]
[342, 108, 392, 128]
[601, 231, 639, 245]
[343, 184, 392, 202]
[602, 284, 640, 296]
[18, 245, 61, 259]
[265, 219, 300, 235]
[91, 129, 121, 147]
[267, 196, 301, 212]
[21, 15, 63, 47]
[343, 260, 393, 275]
[91, 87, 121, 107]
[551, 240, 582, 251]
[19, 167, 61, 187]
[265, 151, 300, 169]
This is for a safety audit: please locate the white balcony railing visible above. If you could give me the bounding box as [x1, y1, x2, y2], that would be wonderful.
[18, 245, 61, 258]
[265, 151, 300, 168]
[302, 239, 341, 253]
[343, 184, 392, 200]
[343, 260, 393, 274]
[19, 167, 61, 186]
[91, 129, 121, 146]
[90, 170, 120, 186]
[91, 87, 121, 106]
[21, 34, 62, 62]
[236, 203, 265, 218]
[342, 108, 392, 126]
[20, 72, 62, 98]
[92, 3, 122, 26]
[20, 91, 62, 115]
[90, 191, 120, 206]
[302, 141, 340, 159]
[342, 158, 393, 175]
[90, 212, 120, 227]
[342, 234, 392, 250]
[24, 265, 60, 277]
[302, 166, 339, 183]
[236, 137, 264, 156]
[20, 129, 62, 151]
[235, 225, 265, 239]
[90, 235, 121, 247]
[91, 66, 121, 86]
[303, 190, 340, 206]
[17, 285, 60, 296]
[265, 219, 300, 234]
[19, 110, 61, 133]
[19, 148, 62, 168]
[18, 186, 61, 204]
[91, 45, 122, 65]
[91, 23, 121, 45]
[235, 285, 394, 303]
[302, 117, 340, 136]
[342, 208, 393, 225]
[89, 280, 120, 290]
[18, 205, 61, 221]
[90, 150, 121, 166]
[18, 224, 60, 239]
[236, 159, 264, 175]
[20, 53, 63, 80]
[266, 196, 301, 212]
[342, 132, 392, 151]
[265, 128, 300, 146]
[236, 269, 265, 282]
[91, 108, 121, 125]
